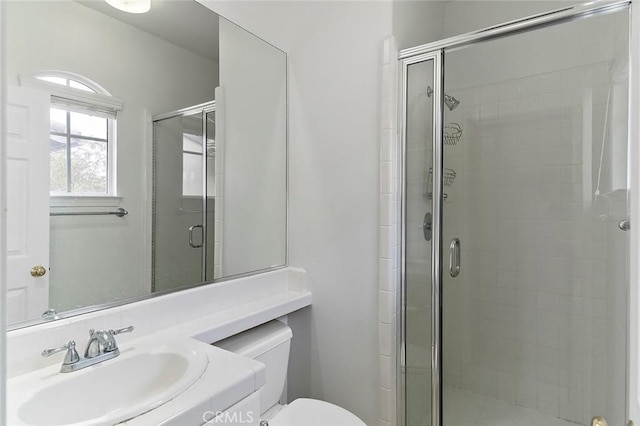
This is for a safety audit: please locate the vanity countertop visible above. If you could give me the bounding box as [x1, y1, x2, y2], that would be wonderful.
[7, 267, 311, 378]
[6, 267, 311, 426]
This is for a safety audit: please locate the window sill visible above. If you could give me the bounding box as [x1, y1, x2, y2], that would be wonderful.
[50, 196, 122, 208]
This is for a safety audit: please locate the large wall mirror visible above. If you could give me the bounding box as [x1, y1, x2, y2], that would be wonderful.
[5, 0, 287, 329]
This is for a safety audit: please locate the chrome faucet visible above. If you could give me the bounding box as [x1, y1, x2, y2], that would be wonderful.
[84, 327, 133, 358]
[42, 325, 134, 373]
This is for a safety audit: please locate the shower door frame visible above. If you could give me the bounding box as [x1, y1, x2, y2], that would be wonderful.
[399, 49, 444, 426]
[397, 1, 636, 426]
[151, 100, 216, 289]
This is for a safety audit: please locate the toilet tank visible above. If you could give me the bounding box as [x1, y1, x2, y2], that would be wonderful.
[214, 320, 292, 414]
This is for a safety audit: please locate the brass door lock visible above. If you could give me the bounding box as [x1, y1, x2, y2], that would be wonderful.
[30, 265, 47, 277]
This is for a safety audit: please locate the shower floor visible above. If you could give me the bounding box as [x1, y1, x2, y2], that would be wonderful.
[441, 388, 581, 426]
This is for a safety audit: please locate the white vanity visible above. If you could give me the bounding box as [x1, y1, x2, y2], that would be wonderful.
[6, 268, 311, 426]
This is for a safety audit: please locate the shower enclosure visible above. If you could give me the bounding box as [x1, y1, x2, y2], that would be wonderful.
[400, 2, 631, 426]
[152, 102, 218, 293]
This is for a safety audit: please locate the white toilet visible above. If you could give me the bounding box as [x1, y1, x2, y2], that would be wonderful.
[215, 320, 367, 426]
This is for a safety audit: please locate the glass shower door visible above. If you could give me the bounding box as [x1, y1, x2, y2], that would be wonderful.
[204, 110, 217, 281]
[403, 54, 438, 426]
[441, 9, 630, 426]
[152, 112, 206, 292]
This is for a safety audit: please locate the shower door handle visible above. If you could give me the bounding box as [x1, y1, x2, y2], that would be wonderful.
[449, 238, 460, 277]
[188, 225, 204, 248]
[423, 212, 432, 241]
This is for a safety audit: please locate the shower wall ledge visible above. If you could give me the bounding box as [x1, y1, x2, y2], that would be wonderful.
[6, 267, 311, 378]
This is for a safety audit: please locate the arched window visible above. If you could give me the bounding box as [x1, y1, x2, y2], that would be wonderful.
[20, 71, 123, 196]
[34, 71, 106, 94]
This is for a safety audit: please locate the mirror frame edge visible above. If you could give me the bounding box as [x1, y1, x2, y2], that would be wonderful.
[7, 264, 290, 332]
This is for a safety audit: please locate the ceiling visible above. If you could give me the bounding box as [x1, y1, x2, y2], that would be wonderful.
[75, 0, 219, 62]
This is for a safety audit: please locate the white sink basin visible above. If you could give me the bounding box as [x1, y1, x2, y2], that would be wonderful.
[7, 338, 208, 426]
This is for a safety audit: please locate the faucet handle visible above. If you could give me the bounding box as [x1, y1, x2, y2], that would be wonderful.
[100, 325, 134, 353]
[109, 325, 134, 336]
[42, 340, 80, 366]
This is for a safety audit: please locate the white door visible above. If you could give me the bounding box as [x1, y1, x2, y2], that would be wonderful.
[6, 86, 50, 323]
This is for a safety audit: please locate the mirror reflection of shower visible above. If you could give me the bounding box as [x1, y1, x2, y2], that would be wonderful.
[426, 85, 461, 111]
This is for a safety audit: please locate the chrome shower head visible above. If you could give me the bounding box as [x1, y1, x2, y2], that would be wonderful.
[444, 94, 460, 111]
[426, 86, 461, 111]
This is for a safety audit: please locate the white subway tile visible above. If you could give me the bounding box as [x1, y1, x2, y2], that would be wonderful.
[537, 399, 560, 419]
[380, 226, 396, 260]
[517, 392, 537, 410]
[378, 387, 393, 422]
[379, 258, 395, 291]
[379, 290, 396, 324]
[380, 161, 393, 194]
[480, 83, 499, 103]
[382, 64, 392, 98]
[382, 38, 391, 65]
[539, 72, 562, 94]
[559, 404, 582, 424]
[379, 322, 394, 357]
[379, 354, 394, 390]
[380, 95, 393, 130]
[499, 80, 520, 100]
[380, 128, 394, 162]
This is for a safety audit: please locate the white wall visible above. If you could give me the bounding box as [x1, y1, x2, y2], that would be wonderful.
[283, 6, 390, 423]
[199, 2, 394, 424]
[393, 1, 445, 50]
[5, 0, 218, 313]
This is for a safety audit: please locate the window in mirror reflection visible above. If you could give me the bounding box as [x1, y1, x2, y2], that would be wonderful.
[50, 109, 109, 194]
[36, 73, 116, 196]
[182, 132, 203, 196]
[181, 131, 216, 197]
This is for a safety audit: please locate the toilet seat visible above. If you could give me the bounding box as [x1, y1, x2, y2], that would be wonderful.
[268, 398, 366, 426]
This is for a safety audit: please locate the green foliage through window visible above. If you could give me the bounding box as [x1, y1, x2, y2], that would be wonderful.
[49, 108, 109, 195]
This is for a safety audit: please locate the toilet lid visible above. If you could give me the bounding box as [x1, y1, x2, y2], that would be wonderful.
[269, 398, 367, 426]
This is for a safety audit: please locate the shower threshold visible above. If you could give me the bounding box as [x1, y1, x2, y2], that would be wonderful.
[442, 387, 584, 426]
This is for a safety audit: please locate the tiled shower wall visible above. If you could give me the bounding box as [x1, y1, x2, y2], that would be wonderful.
[442, 63, 628, 425]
